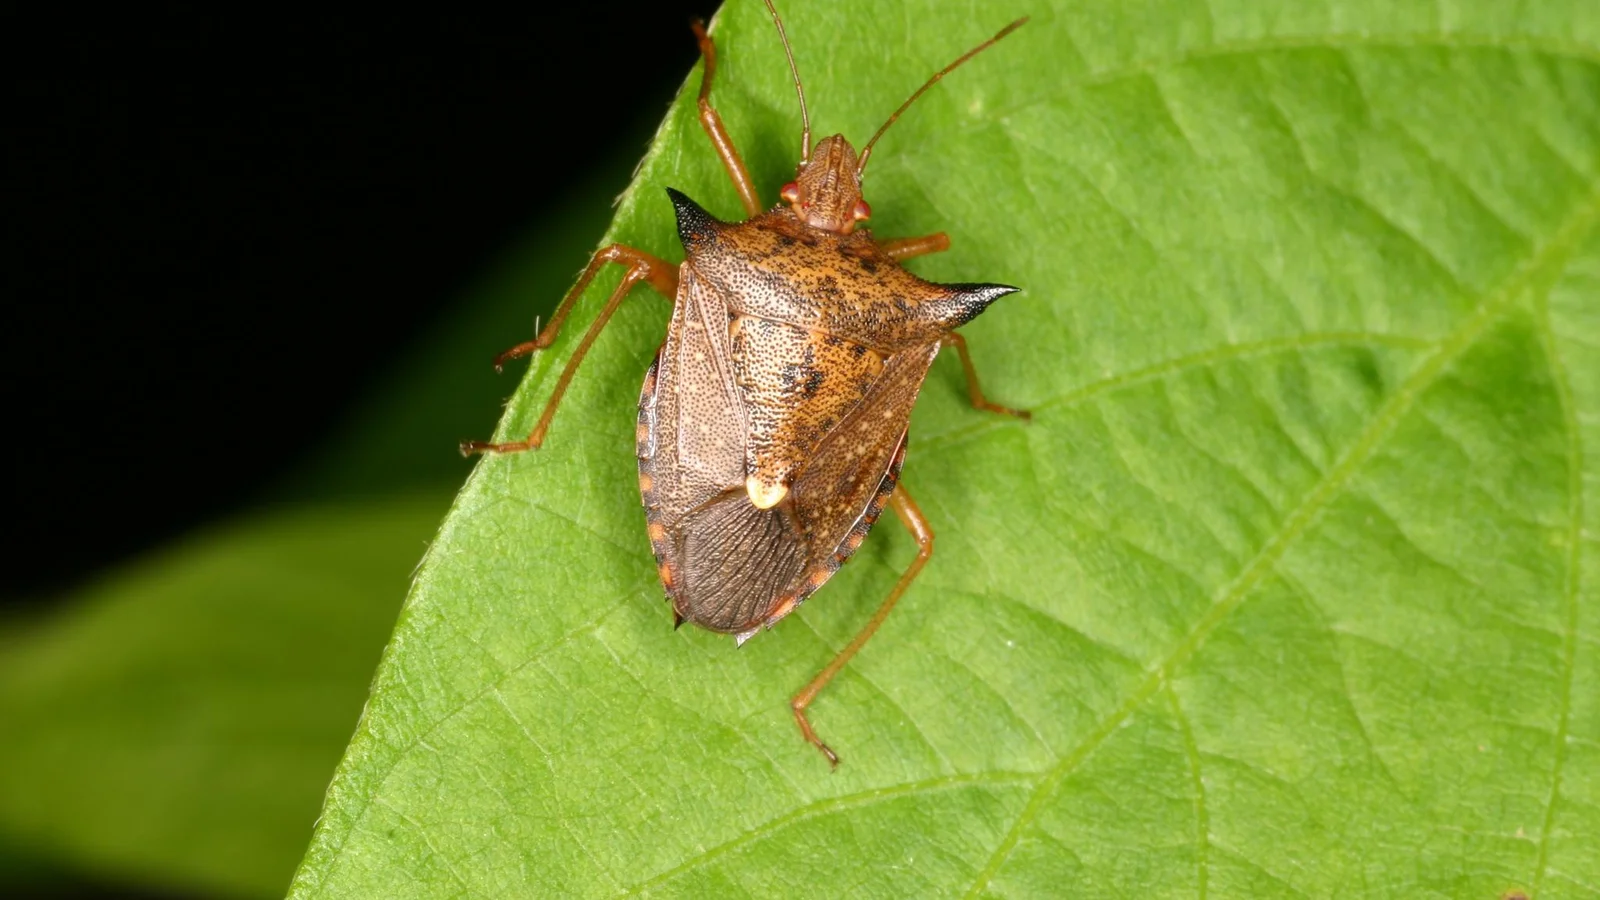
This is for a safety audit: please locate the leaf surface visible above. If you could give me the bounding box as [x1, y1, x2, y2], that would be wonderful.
[294, 0, 1600, 896]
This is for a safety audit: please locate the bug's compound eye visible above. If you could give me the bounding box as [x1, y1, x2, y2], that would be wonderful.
[780, 182, 801, 204]
[852, 199, 872, 222]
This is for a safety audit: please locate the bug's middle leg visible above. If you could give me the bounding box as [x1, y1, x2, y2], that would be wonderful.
[791, 486, 934, 767]
[876, 234, 1028, 420]
[940, 332, 1031, 420]
[461, 245, 677, 456]
[691, 21, 762, 217]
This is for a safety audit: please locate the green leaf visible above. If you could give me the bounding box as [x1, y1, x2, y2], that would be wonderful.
[293, 0, 1600, 896]
[0, 495, 447, 898]
[0, 163, 636, 897]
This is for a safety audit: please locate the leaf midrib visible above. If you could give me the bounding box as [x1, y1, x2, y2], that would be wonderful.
[961, 186, 1600, 899]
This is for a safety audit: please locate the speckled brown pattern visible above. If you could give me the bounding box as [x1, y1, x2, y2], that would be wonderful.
[637, 187, 1014, 638]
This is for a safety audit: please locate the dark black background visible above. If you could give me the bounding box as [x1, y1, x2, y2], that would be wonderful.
[12, 4, 721, 611]
[13, 6, 729, 897]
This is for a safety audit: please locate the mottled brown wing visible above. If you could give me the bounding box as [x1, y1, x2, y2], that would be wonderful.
[641, 267, 809, 633]
[638, 264, 746, 531]
[671, 488, 806, 632]
[731, 316, 888, 496]
[789, 341, 938, 581]
[639, 267, 941, 637]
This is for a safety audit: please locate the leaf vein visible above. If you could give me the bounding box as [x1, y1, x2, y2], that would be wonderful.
[373, 797, 484, 900]
[960, 186, 1600, 900]
[305, 598, 641, 896]
[1167, 686, 1210, 900]
[923, 331, 1433, 452]
[932, 645, 1055, 760]
[1277, 571, 1412, 800]
[1059, 34, 1600, 98]
[489, 687, 625, 894]
[613, 772, 1036, 898]
[588, 640, 811, 800]
[1529, 267, 1587, 896]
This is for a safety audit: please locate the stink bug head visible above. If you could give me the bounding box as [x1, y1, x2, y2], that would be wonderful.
[766, 5, 1028, 236]
[779, 135, 870, 235]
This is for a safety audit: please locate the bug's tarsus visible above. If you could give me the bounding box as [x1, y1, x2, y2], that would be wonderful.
[492, 342, 533, 374]
[489, 315, 546, 374]
[790, 697, 841, 768]
[857, 16, 1030, 174]
[761, 0, 812, 163]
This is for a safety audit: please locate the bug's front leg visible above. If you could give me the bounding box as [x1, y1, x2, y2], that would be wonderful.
[791, 486, 935, 767]
[461, 245, 677, 456]
[691, 21, 763, 218]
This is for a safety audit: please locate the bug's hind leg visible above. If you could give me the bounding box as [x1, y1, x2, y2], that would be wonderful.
[791, 486, 934, 768]
[940, 332, 1030, 420]
[461, 245, 677, 456]
[691, 21, 762, 217]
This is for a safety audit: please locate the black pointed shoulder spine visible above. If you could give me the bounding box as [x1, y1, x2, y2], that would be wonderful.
[932, 282, 1019, 328]
[666, 188, 723, 249]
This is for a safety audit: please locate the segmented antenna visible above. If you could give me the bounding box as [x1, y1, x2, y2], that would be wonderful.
[763, 0, 812, 163]
[857, 17, 1028, 174]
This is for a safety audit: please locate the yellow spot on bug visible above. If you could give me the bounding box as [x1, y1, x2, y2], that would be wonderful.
[639, 473, 654, 492]
[648, 521, 667, 541]
[658, 564, 676, 588]
[746, 475, 789, 509]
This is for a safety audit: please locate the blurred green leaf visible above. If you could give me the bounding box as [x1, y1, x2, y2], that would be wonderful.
[290, 0, 1600, 897]
[0, 158, 643, 897]
[0, 495, 447, 897]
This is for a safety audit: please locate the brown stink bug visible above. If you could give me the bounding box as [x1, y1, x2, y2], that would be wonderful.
[463, 1, 1029, 766]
